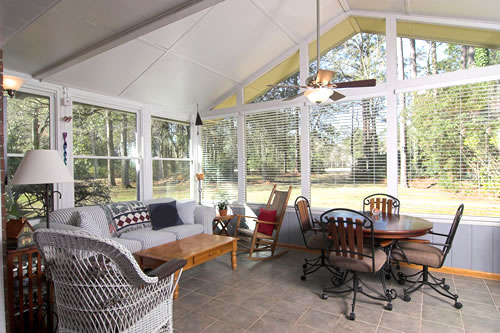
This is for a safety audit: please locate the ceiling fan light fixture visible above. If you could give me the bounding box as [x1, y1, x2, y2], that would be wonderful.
[305, 87, 333, 104]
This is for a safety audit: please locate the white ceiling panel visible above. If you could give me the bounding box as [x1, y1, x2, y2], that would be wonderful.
[346, 0, 406, 14]
[4, 5, 113, 74]
[54, 0, 190, 34]
[0, 0, 60, 45]
[121, 53, 235, 111]
[257, 0, 345, 41]
[171, 0, 296, 82]
[408, 0, 500, 23]
[46, 40, 163, 96]
[142, 8, 211, 50]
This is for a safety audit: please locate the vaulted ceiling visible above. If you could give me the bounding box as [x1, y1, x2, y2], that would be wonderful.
[2, 0, 500, 113]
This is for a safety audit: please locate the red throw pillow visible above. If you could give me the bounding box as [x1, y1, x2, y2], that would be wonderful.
[257, 209, 277, 236]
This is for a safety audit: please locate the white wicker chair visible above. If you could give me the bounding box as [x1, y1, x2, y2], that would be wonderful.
[34, 229, 186, 333]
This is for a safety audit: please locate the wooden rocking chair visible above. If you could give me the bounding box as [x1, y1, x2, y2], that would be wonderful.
[234, 184, 292, 260]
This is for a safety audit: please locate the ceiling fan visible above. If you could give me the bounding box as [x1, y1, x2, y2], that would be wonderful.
[267, 0, 376, 104]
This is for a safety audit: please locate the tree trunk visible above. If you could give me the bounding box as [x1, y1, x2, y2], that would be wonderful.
[430, 42, 437, 75]
[91, 128, 98, 179]
[409, 39, 417, 78]
[120, 114, 130, 188]
[467, 46, 475, 68]
[460, 45, 467, 69]
[32, 109, 40, 149]
[106, 110, 116, 186]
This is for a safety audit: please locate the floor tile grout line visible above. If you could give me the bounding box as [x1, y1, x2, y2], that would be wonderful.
[455, 274, 467, 332]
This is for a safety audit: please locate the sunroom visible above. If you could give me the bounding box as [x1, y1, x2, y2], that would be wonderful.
[1, 0, 500, 332]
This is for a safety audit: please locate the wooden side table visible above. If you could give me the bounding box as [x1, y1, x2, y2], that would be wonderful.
[212, 215, 234, 236]
[6, 246, 52, 333]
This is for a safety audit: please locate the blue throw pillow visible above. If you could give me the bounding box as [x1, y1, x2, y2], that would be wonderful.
[149, 201, 184, 230]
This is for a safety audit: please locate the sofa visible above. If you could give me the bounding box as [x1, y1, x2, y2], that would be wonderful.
[35, 198, 216, 253]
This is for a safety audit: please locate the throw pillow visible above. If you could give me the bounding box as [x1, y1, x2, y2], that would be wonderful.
[177, 200, 197, 224]
[256, 209, 277, 236]
[103, 201, 151, 236]
[77, 210, 103, 236]
[149, 201, 184, 230]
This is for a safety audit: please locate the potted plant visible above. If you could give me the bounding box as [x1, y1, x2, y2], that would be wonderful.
[217, 200, 229, 216]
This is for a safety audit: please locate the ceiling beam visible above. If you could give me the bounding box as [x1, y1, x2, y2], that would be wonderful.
[33, 0, 224, 80]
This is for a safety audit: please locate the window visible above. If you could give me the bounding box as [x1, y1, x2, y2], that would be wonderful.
[201, 117, 238, 202]
[397, 21, 500, 79]
[245, 108, 301, 203]
[398, 81, 500, 217]
[7, 92, 50, 217]
[151, 117, 191, 199]
[72, 102, 138, 206]
[309, 17, 386, 83]
[310, 97, 387, 208]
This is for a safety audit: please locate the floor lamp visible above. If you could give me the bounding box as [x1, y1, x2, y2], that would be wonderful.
[11, 149, 74, 332]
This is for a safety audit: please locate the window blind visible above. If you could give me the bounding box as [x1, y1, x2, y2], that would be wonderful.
[201, 117, 238, 202]
[399, 81, 500, 217]
[310, 97, 387, 209]
[245, 107, 301, 203]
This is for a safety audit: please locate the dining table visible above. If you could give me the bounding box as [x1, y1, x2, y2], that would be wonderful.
[323, 211, 434, 239]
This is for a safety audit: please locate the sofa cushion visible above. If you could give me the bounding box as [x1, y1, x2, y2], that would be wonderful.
[77, 211, 104, 236]
[144, 198, 175, 206]
[50, 206, 111, 237]
[120, 227, 177, 249]
[177, 200, 197, 224]
[149, 201, 184, 230]
[157, 224, 203, 240]
[103, 201, 151, 236]
[111, 237, 143, 253]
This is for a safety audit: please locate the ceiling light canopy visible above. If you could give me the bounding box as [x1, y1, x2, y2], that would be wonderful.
[2, 75, 24, 97]
[305, 87, 334, 104]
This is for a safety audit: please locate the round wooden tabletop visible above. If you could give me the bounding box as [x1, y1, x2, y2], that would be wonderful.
[368, 214, 433, 239]
[325, 211, 433, 239]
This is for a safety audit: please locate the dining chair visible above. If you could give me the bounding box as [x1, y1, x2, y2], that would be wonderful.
[391, 204, 464, 309]
[294, 196, 339, 280]
[34, 228, 186, 333]
[319, 208, 395, 320]
[234, 184, 292, 260]
[363, 193, 400, 215]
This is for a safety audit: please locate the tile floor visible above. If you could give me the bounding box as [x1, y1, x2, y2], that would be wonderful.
[172, 250, 500, 333]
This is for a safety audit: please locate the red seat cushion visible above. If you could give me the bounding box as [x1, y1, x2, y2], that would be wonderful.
[256, 209, 277, 236]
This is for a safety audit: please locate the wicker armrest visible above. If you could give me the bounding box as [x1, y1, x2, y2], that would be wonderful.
[147, 259, 187, 280]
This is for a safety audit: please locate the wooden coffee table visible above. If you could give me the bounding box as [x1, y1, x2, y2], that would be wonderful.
[135, 234, 238, 299]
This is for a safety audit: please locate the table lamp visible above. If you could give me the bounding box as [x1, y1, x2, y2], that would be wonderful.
[11, 149, 73, 331]
[195, 173, 204, 204]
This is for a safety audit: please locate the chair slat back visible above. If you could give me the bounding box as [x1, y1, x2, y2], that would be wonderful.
[295, 197, 313, 231]
[364, 193, 400, 215]
[267, 185, 292, 230]
[327, 216, 365, 260]
[440, 204, 464, 267]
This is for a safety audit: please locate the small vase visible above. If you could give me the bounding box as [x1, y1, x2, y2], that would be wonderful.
[219, 209, 227, 216]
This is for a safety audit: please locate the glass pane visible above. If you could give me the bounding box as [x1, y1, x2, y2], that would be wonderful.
[7, 157, 46, 218]
[245, 108, 302, 203]
[152, 160, 191, 199]
[74, 158, 138, 206]
[7, 92, 50, 154]
[398, 81, 500, 217]
[72, 102, 137, 157]
[310, 97, 387, 209]
[151, 118, 190, 159]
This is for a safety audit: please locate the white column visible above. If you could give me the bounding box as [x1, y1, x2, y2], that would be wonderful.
[56, 87, 74, 209]
[385, 15, 399, 197]
[300, 104, 310, 199]
[142, 106, 152, 200]
[236, 86, 245, 205]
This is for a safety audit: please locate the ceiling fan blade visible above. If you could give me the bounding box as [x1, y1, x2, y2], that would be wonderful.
[283, 91, 305, 101]
[334, 79, 376, 88]
[316, 70, 336, 85]
[266, 84, 304, 88]
[330, 91, 345, 101]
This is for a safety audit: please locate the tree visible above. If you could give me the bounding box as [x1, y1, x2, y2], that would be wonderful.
[120, 114, 131, 188]
[106, 110, 116, 186]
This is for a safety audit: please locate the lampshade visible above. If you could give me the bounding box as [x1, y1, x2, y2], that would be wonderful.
[3, 75, 24, 91]
[12, 150, 74, 185]
[305, 87, 333, 104]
